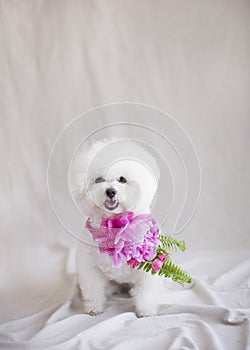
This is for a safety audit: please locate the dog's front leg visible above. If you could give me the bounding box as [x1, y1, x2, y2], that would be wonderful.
[76, 245, 108, 316]
[133, 272, 163, 317]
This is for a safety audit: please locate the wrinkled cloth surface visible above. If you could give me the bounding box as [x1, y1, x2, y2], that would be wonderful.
[0, 251, 249, 350]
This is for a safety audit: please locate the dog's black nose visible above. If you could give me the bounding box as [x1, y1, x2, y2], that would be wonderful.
[106, 188, 117, 199]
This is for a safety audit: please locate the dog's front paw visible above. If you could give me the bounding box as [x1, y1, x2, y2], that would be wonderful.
[135, 309, 158, 318]
[135, 303, 158, 318]
[88, 310, 100, 316]
[84, 299, 105, 316]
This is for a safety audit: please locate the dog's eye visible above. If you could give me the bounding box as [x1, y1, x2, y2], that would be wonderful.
[118, 176, 127, 184]
[95, 176, 105, 184]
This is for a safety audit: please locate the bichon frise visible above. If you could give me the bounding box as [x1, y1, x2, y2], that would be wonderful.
[70, 138, 163, 317]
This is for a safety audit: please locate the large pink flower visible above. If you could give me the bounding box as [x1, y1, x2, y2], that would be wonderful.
[86, 212, 160, 267]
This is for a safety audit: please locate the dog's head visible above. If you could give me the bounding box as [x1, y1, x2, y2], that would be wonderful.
[70, 139, 160, 220]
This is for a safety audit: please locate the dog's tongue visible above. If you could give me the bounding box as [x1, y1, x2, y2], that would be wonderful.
[105, 199, 117, 209]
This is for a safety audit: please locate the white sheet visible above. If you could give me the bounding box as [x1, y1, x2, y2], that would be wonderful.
[0, 0, 249, 349]
[0, 250, 249, 349]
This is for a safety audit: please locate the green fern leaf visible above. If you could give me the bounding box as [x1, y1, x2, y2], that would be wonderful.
[158, 259, 192, 286]
[159, 235, 186, 252]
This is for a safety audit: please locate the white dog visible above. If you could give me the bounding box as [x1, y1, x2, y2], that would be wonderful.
[70, 138, 163, 317]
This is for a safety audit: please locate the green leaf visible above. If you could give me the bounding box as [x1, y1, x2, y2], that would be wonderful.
[158, 259, 192, 286]
[137, 263, 144, 270]
[159, 235, 186, 252]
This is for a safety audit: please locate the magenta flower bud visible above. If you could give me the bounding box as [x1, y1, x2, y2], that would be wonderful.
[127, 258, 140, 268]
[152, 259, 164, 272]
[158, 254, 168, 262]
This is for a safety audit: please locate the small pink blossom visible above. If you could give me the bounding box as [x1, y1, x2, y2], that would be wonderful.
[158, 254, 168, 262]
[127, 257, 140, 268]
[152, 259, 163, 272]
[152, 254, 168, 272]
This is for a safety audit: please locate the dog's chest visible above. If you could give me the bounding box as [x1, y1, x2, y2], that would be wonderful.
[94, 252, 136, 284]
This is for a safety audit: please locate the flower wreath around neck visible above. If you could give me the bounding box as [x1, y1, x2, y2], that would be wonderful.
[86, 212, 192, 286]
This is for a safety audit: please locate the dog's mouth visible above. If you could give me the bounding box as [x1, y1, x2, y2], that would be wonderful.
[104, 199, 119, 211]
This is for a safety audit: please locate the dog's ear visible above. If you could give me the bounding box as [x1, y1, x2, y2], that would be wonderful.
[71, 176, 87, 201]
[151, 157, 160, 184]
[136, 142, 161, 184]
[69, 151, 89, 202]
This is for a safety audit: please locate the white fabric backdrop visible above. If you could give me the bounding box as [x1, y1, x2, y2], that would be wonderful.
[0, 1, 249, 349]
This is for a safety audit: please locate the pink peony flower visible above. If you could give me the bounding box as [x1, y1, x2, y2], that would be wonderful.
[86, 212, 160, 267]
[152, 254, 168, 272]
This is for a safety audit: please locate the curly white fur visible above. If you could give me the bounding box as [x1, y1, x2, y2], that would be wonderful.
[70, 138, 163, 317]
